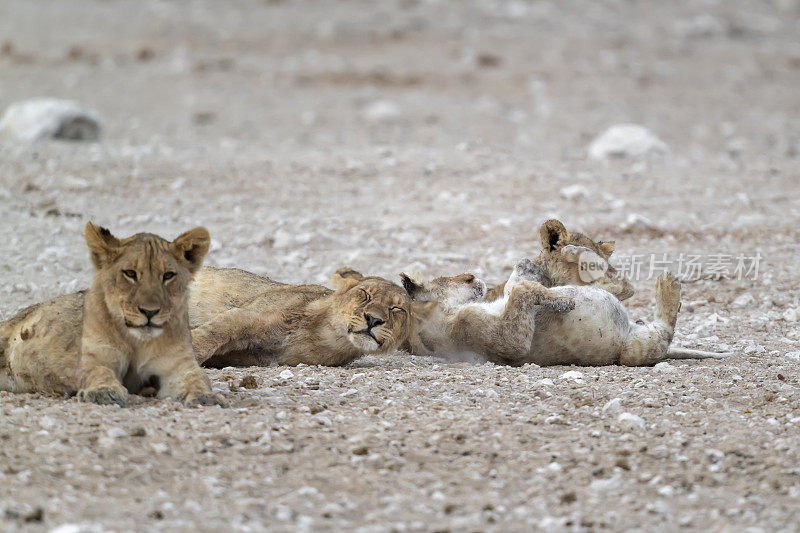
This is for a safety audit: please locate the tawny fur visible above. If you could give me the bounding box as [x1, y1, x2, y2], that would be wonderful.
[404, 260, 730, 366]
[0, 223, 223, 407]
[484, 219, 634, 302]
[189, 267, 435, 367]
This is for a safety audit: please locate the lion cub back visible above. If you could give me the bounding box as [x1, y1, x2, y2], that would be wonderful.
[189, 267, 286, 327]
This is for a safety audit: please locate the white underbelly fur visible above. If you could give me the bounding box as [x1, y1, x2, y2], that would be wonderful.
[528, 286, 631, 366]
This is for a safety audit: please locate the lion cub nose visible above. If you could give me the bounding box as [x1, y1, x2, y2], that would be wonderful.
[364, 312, 385, 329]
[138, 307, 160, 320]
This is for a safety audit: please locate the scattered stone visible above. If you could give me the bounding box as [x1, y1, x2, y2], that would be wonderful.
[653, 362, 675, 373]
[559, 184, 589, 200]
[743, 344, 766, 355]
[558, 370, 584, 384]
[617, 412, 646, 432]
[39, 415, 56, 430]
[240, 375, 258, 389]
[619, 213, 661, 234]
[588, 124, 669, 160]
[361, 100, 402, 124]
[732, 293, 756, 308]
[130, 427, 147, 437]
[602, 398, 623, 415]
[782, 308, 798, 322]
[278, 369, 294, 380]
[785, 351, 800, 361]
[106, 427, 127, 439]
[0, 98, 102, 142]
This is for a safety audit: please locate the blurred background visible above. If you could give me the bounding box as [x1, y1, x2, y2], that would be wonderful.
[0, 0, 798, 307]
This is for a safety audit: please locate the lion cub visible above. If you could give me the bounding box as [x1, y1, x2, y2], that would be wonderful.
[484, 219, 634, 302]
[404, 259, 729, 366]
[189, 267, 435, 367]
[0, 223, 223, 406]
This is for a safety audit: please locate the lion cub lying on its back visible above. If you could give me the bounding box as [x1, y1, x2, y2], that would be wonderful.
[0, 223, 223, 406]
[189, 267, 434, 367]
[404, 260, 728, 366]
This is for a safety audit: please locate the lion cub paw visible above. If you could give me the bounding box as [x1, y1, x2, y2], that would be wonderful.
[183, 391, 227, 408]
[512, 258, 548, 284]
[77, 386, 128, 406]
[655, 272, 681, 325]
[543, 295, 576, 313]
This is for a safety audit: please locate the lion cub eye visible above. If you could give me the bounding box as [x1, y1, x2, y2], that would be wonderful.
[163, 272, 176, 282]
[391, 306, 406, 315]
[122, 270, 137, 281]
[360, 288, 371, 302]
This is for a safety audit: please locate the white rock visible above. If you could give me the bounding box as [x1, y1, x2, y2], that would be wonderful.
[559, 184, 589, 200]
[602, 398, 623, 415]
[732, 293, 756, 308]
[535, 378, 554, 387]
[362, 100, 402, 124]
[617, 412, 646, 432]
[653, 362, 676, 373]
[782, 308, 798, 322]
[743, 344, 766, 355]
[106, 427, 127, 439]
[785, 351, 800, 361]
[279, 369, 294, 380]
[619, 213, 659, 232]
[0, 98, 102, 142]
[588, 124, 669, 160]
[39, 415, 56, 430]
[558, 370, 584, 383]
[657, 485, 675, 497]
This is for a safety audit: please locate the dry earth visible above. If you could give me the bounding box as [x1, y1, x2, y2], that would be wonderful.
[1, 0, 799, 531]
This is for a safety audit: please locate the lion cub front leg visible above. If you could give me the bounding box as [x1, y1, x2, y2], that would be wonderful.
[77, 346, 130, 406]
[453, 281, 574, 364]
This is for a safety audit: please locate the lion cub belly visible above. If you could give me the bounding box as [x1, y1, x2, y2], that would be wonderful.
[529, 287, 631, 366]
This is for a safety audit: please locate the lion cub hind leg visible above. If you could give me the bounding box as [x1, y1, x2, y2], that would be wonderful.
[619, 273, 680, 366]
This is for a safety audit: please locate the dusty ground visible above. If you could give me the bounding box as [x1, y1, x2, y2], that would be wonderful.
[1, 0, 800, 531]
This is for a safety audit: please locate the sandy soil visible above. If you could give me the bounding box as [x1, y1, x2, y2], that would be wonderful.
[1, 0, 799, 531]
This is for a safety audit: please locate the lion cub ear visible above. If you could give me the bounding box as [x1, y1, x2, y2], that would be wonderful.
[540, 219, 570, 252]
[172, 227, 210, 274]
[331, 267, 364, 291]
[399, 272, 424, 298]
[598, 240, 615, 258]
[84, 222, 121, 270]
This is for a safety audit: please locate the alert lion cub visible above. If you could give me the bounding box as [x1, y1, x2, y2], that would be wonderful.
[189, 267, 435, 367]
[483, 219, 634, 302]
[0, 223, 223, 406]
[404, 260, 729, 366]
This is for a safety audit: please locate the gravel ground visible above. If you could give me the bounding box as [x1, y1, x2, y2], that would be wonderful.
[1, 0, 799, 531]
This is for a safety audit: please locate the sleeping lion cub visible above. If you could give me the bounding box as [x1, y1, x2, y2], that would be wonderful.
[483, 219, 634, 302]
[0, 223, 223, 406]
[403, 259, 729, 366]
[189, 267, 435, 367]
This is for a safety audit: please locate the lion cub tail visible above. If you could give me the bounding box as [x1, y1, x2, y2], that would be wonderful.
[667, 347, 733, 359]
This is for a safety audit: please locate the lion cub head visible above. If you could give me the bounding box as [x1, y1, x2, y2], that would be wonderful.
[84, 222, 210, 341]
[330, 268, 434, 353]
[400, 272, 486, 310]
[537, 219, 634, 300]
